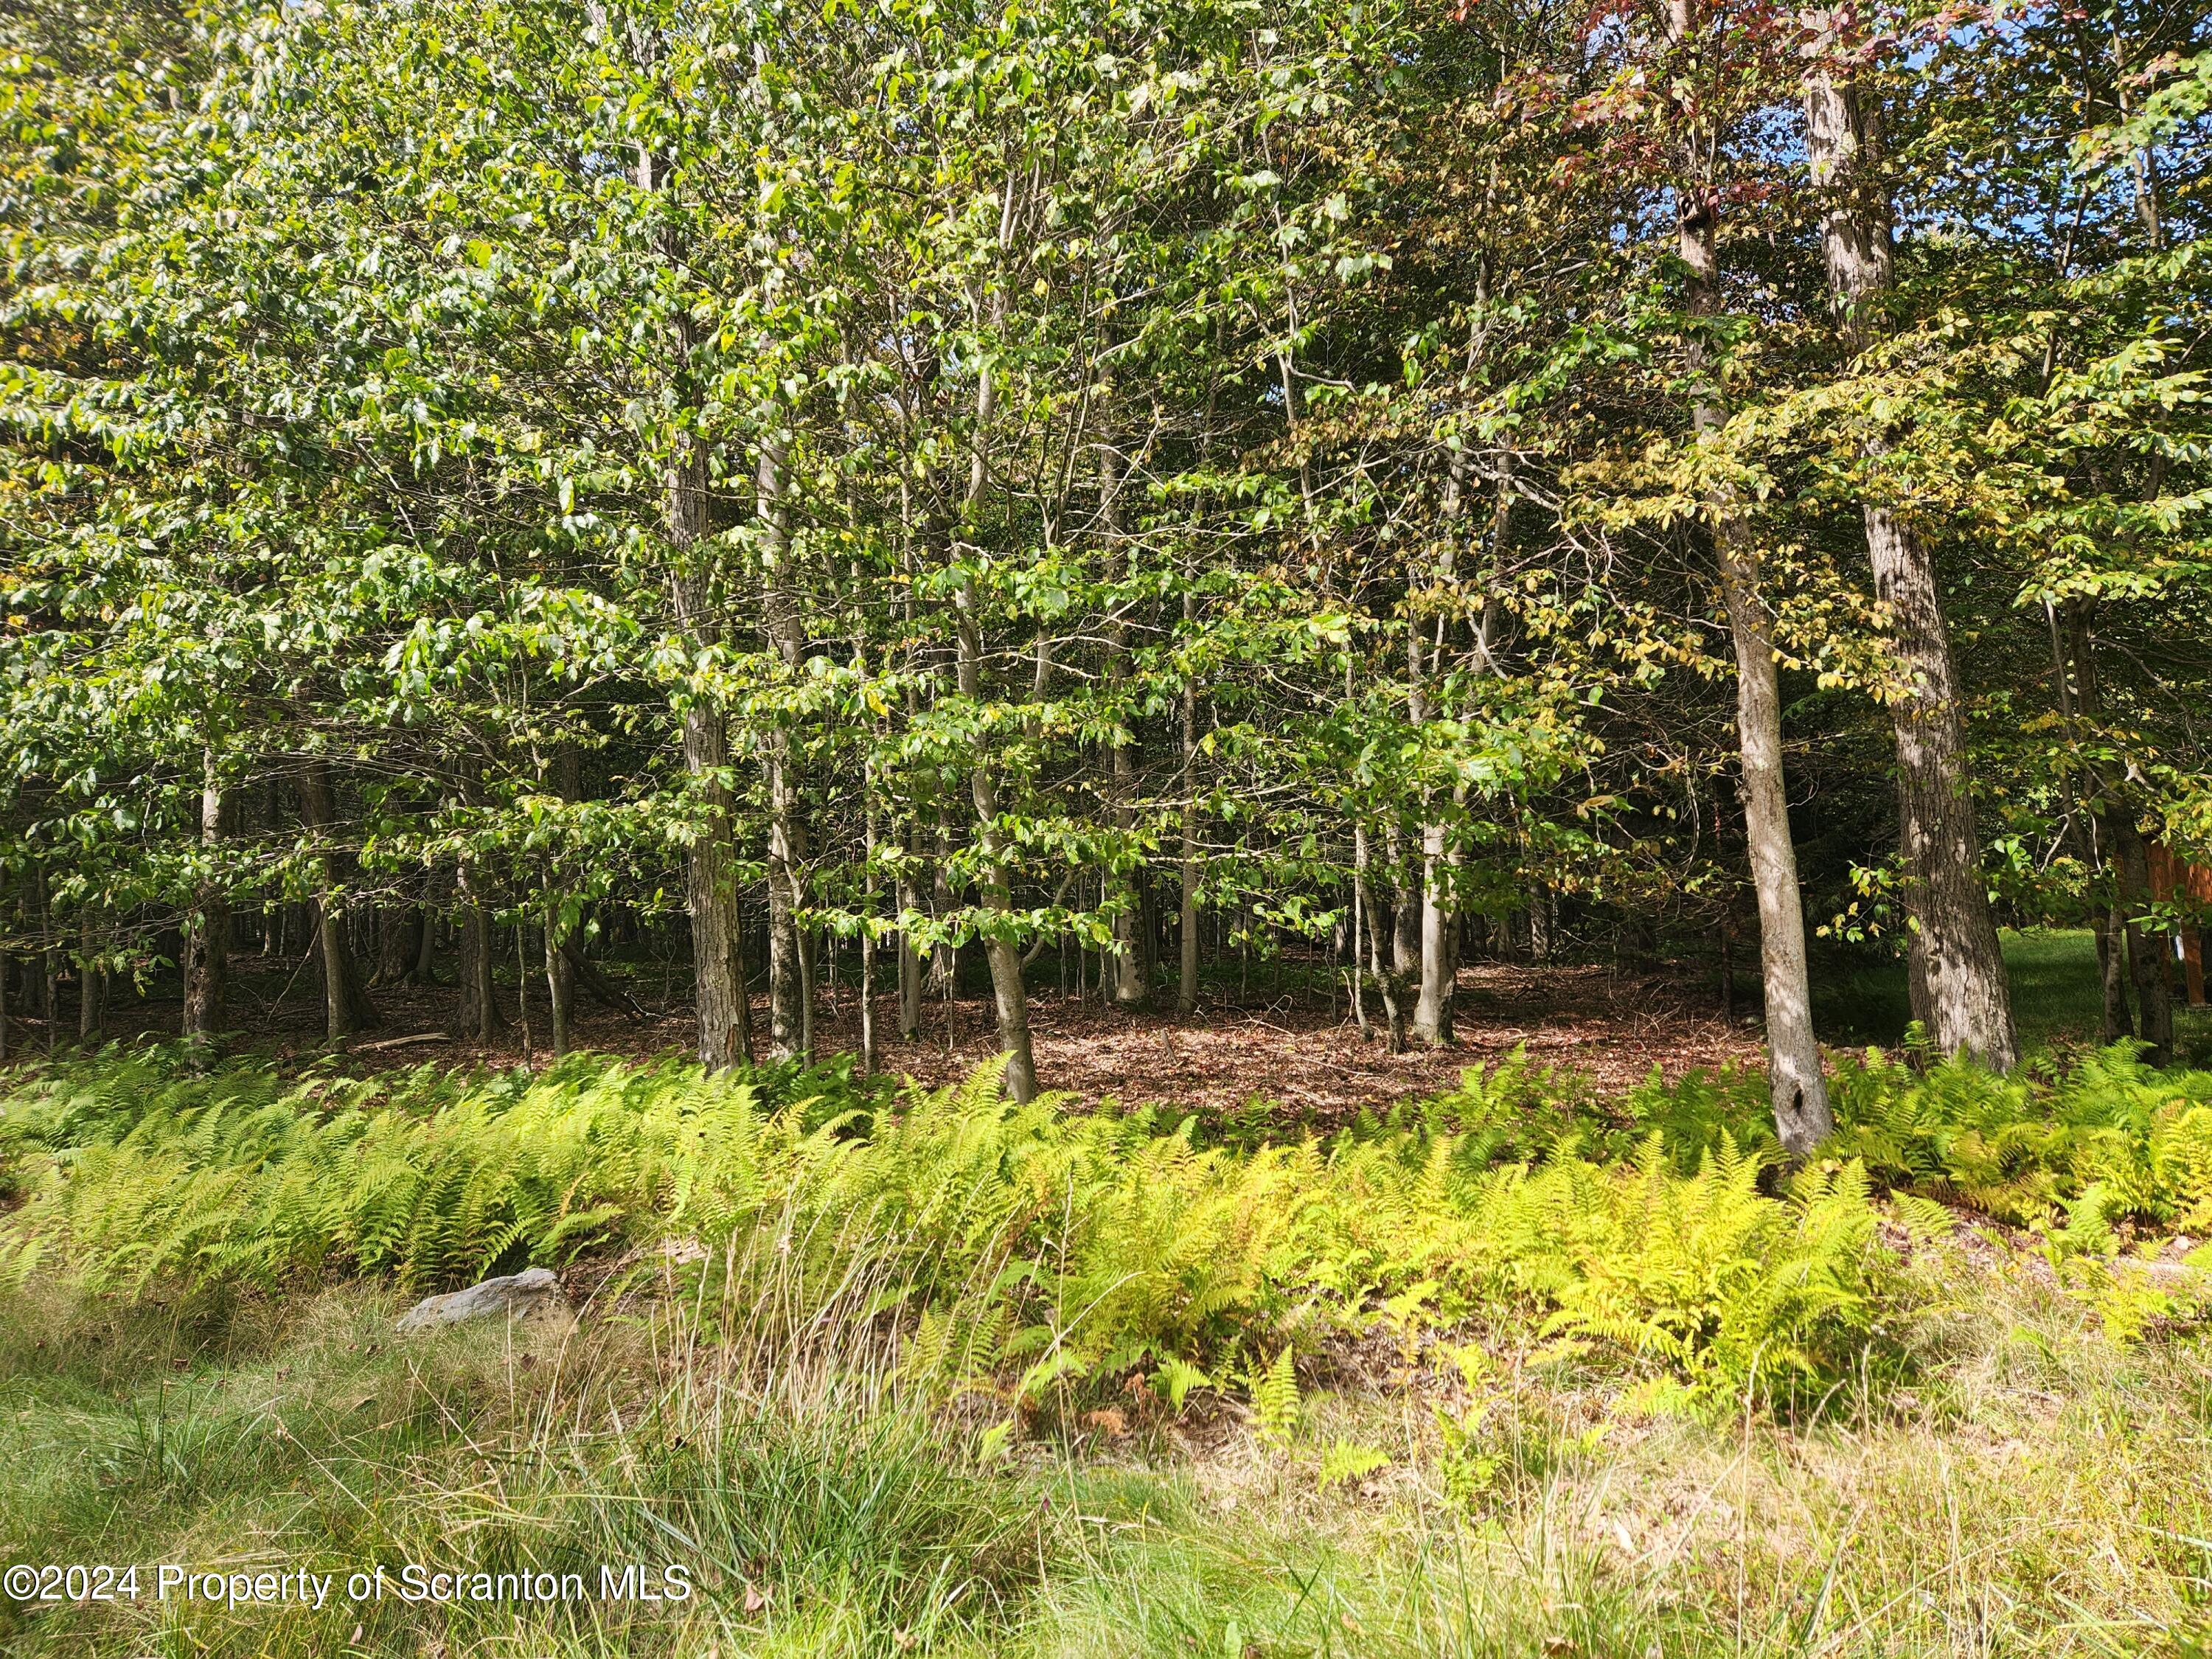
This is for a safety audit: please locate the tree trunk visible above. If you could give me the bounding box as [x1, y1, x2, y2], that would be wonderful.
[759, 425, 813, 1061]
[34, 866, 56, 1054]
[373, 890, 426, 989]
[639, 121, 752, 1072]
[451, 859, 507, 1043]
[1672, 18, 1832, 1151]
[297, 758, 378, 1043]
[77, 914, 103, 1043]
[860, 807, 880, 1074]
[1387, 821, 1422, 992]
[1803, 63, 2017, 1071]
[928, 825, 961, 995]
[543, 910, 574, 1057]
[667, 445, 753, 1071]
[1413, 818, 1456, 1045]
[543, 742, 580, 1058]
[2062, 603, 2171, 1060]
[1410, 445, 1475, 1047]
[1718, 524, 1832, 1153]
[899, 818, 925, 1040]
[2108, 811, 2174, 1065]
[2095, 907, 2134, 1043]
[514, 922, 533, 1062]
[955, 597, 1038, 1102]
[414, 877, 441, 984]
[1102, 439, 1150, 1011]
[1363, 861, 1408, 1054]
[182, 747, 228, 1044]
[1178, 592, 1203, 1016]
[947, 216, 1038, 1103]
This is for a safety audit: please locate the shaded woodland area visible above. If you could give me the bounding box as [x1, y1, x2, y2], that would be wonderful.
[4, 0, 2210, 1148]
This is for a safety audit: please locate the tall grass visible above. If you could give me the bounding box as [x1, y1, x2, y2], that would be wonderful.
[7, 1046, 2212, 1655]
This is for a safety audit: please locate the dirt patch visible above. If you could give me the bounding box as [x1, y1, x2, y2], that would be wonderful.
[6, 956, 1764, 1115]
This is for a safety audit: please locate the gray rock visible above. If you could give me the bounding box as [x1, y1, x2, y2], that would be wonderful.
[394, 1267, 572, 1335]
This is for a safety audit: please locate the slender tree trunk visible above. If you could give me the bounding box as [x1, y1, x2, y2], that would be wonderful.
[2095, 908, 2134, 1043]
[668, 462, 753, 1069]
[1101, 439, 1150, 1011]
[899, 818, 925, 1040]
[1363, 856, 1408, 1054]
[1672, 21, 1832, 1151]
[1803, 63, 2017, 1071]
[947, 207, 1039, 1103]
[954, 597, 1038, 1101]
[515, 922, 533, 1062]
[1414, 818, 1456, 1045]
[1348, 856, 1369, 1038]
[1178, 591, 1202, 1015]
[759, 425, 813, 1060]
[77, 914, 102, 1043]
[928, 824, 961, 995]
[639, 125, 751, 1071]
[2109, 815, 2174, 1065]
[451, 815, 507, 1043]
[543, 904, 574, 1058]
[1717, 526, 1832, 1152]
[542, 742, 580, 1058]
[2062, 602, 2171, 1060]
[297, 757, 378, 1044]
[182, 746, 228, 1044]
[1411, 446, 1475, 1047]
[1387, 822, 1422, 990]
[860, 805, 880, 1074]
[414, 872, 441, 984]
[34, 866, 55, 1054]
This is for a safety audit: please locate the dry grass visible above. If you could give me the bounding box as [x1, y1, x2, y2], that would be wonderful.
[4, 1219, 2208, 1658]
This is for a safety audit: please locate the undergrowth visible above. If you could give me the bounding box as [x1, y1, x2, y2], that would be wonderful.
[1410, 1039, 2212, 1238]
[0, 1046, 1910, 1414]
[7, 1044, 2212, 1655]
[5, 1040, 2211, 1421]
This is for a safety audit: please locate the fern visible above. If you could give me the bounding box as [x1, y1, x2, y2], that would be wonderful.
[1248, 1346, 1301, 1446]
[1316, 1440, 1391, 1489]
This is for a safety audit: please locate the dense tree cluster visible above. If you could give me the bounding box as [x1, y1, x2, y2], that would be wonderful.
[3, 0, 2207, 1138]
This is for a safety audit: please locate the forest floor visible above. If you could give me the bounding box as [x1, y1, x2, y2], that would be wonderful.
[24, 927, 2202, 1112]
[17, 953, 1771, 1111]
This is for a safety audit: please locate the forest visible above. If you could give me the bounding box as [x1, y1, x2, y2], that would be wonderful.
[4, 0, 2212, 1655]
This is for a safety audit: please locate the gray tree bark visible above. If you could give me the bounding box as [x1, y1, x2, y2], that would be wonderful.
[759, 425, 813, 1060]
[297, 757, 378, 1044]
[950, 227, 1039, 1102]
[542, 742, 579, 1058]
[1802, 63, 2017, 1071]
[181, 746, 228, 1044]
[669, 439, 754, 1071]
[633, 109, 751, 1073]
[1671, 1, 1832, 1152]
[1178, 590, 1203, 1016]
[1102, 439, 1150, 1011]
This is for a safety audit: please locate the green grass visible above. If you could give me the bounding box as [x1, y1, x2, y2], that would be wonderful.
[1816, 926, 2212, 1058]
[8, 1046, 2212, 1655]
[6, 1257, 2211, 1657]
